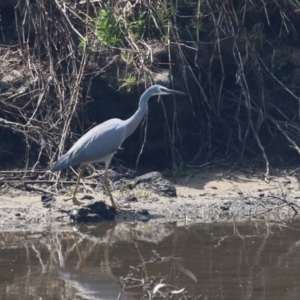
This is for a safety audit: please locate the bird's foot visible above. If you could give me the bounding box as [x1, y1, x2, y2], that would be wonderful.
[64, 196, 82, 206]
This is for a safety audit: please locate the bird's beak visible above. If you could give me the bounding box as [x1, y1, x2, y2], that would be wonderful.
[162, 87, 187, 96]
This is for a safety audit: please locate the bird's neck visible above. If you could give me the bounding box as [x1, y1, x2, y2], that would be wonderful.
[123, 89, 152, 139]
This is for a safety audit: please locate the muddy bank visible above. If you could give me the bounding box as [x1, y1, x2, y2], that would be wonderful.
[0, 166, 300, 230]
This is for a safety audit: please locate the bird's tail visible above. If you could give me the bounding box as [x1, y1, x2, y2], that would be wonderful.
[51, 153, 71, 172]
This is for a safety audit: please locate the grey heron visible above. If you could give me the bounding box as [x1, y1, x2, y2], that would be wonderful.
[51, 84, 186, 208]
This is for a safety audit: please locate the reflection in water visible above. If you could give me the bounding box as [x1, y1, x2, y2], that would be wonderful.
[0, 221, 300, 299]
[56, 266, 122, 300]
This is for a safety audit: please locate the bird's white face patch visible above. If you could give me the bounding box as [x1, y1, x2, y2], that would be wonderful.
[159, 87, 171, 95]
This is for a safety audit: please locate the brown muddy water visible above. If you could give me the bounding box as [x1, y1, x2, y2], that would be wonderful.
[0, 221, 300, 300]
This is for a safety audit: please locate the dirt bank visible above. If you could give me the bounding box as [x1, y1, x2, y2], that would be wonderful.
[1, 166, 300, 231]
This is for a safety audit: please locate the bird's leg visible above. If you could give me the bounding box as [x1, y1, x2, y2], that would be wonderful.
[103, 169, 123, 210]
[64, 165, 86, 205]
[103, 169, 116, 208]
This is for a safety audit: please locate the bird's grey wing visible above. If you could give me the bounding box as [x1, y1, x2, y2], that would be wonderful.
[52, 119, 125, 171]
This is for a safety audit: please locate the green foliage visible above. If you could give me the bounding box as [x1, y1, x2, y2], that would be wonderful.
[122, 74, 137, 91]
[79, 38, 87, 48]
[94, 8, 122, 47]
[123, 6, 172, 41]
[126, 11, 147, 39]
[120, 52, 134, 65]
[89, 3, 174, 48]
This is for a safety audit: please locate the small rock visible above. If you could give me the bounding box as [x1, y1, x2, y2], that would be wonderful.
[80, 195, 94, 200]
[41, 194, 56, 208]
[220, 201, 232, 211]
[245, 201, 254, 205]
[118, 194, 138, 203]
[133, 172, 176, 197]
[138, 209, 150, 215]
[70, 201, 116, 223]
[220, 205, 230, 211]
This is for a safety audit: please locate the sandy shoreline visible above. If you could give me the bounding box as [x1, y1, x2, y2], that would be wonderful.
[1, 166, 300, 231]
